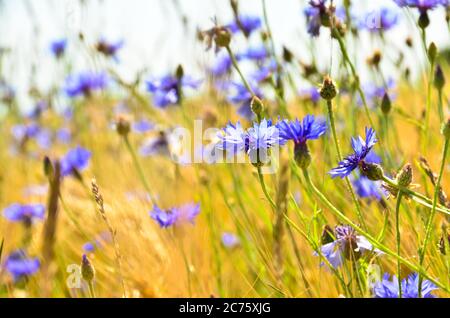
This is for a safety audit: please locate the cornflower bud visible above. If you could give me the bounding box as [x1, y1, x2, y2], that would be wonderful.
[81, 254, 95, 283]
[396, 163, 413, 188]
[359, 161, 384, 181]
[381, 92, 391, 115]
[434, 65, 445, 91]
[319, 76, 338, 101]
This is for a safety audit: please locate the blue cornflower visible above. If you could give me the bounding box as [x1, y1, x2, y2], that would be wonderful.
[11, 123, 40, 141]
[360, 79, 396, 109]
[96, 37, 124, 61]
[352, 174, 384, 201]
[61, 146, 91, 177]
[56, 128, 72, 144]
[226, 82, 263, 120]
[150, 203, 200, 228]
[63, 71, 108, 98]
[329, 127, 378, 178]
[360, 7, 399, 32]
[146, 74, 201, 108]
[83, 242, 96, 253]
[304, 0, 329, 37]
[50, 38, 67, 58]
[251, 59, 278, 83]
[139, 131, 171, 157]
[373, 272, 438, 298]
[4, 250, 40, 281]
[35, 128, 52, 150]
[132, 119, 154, 133]
[228, 15, 262, 36]
[299, 87, 321, 104]
[3, 203, 45, 223]
[210, 54, 233, 77]
[237, 46, 268, 61]
[221, 232, 240, 248]
[277, 115, 327, 145]
[394, 0, 448, 12]
[316, 224, 381, 268]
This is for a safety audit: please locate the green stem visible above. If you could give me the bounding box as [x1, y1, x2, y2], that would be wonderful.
[88, 281, 96, 298]
[418, 137, 449, 296]
[256, 166, 277, 209]
[123, 135, 154, 205]
[395, 192, 403, 298]
[422, 58, 435, 153]
[226, 46, 255, 97]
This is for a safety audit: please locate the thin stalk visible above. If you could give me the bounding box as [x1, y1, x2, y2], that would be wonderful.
[418, 137, 450, 296]
[226, 46, 255, 97]
[256, 166, 277, 209]
[422, 58, 435, 153]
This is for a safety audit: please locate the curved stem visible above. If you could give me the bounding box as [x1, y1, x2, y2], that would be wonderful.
[226, 46, 255, 97]
[418, 138, 449, 296]
[257, 166, 277, 209]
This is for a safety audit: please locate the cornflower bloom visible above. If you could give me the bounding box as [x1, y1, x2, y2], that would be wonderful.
[95, 37, 124, 60]
[61, 146, 91, 177]
[3, 203, 45, 224]
[227, 15, 262, 36]
[316, 225, 381, 268]
[63, 71, 108, 98]
[50, 38, 67, 58]
[329, 127, 379, 179]
[373, 272, 438, 298]
[4, 250, 40, 282]
[150, 203, 200, 228]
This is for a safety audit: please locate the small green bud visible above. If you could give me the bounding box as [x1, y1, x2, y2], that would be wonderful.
[381, 92, 391, 115]
[175, 64, 184, 80]
[81, 254, 95, 283]
[396, 163, 413, 188]
[321, 225, 335, 244]
[43, 156, 53, 178]
[359, 161, 384, 181]
[319, 76, 338, 101]
[282, 46, 293, 63]
[428, 42, 438, 63]
[434, 65, 445, 91]
[294, 143, 312, 170]
[442, 119, 450, 139]
[418, 11, 430, 29]
[250, 96, 264, 117]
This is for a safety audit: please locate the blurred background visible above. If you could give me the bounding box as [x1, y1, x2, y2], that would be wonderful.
[0, 0, 449, 113]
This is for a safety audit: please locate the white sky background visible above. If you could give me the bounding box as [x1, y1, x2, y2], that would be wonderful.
[0, 0, 449, 111]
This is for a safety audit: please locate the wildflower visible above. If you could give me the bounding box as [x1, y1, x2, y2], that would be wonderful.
[351, 175, 384, 201]
[149, 203, 200, 228]
[63, 71, 108, 98]
[132, 119, 154, 133]
[226, 82, 264, 120]
[360, 78, 397, 109]
[4, 250, 40, 281]
[61, 146, 91, 177]
[221, 232, 240, 248]
[228, 15, 262, 36]
[277, 115, 327, 168]
[360, 7, 399, 32]
[83, 242, 96, 253]
[329, 127, 379, 178]
[237, 46, 268, 61]
[250, 59, 278, 83]
[95, 37, 124, 60]
[11, 123, 40, 142]
[303, 1, 329, 37]
[373, 272, 438, 298]
[201, 20, 232, 52]
[298, 87, 321, 104]
[315, 224, 381, 268]
[394, 0, 448, 28]
[56, 128, 72, 144]
[139, 130, 171, 157]
[3, 203, 45, 224]
[145, 74, 201, 108]
[50, 38, 67, 58]
[209, 54, 233, 77]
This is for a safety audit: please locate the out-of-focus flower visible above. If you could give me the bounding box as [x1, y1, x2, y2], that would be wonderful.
[351, 174, 384, 201]
[4, 250, 40, 281]
[56, 128, 72, 144]
[146, 74, 201, 108]
[329, 127, 378, 178]
[298, 87, 321, 104]
[237, 46, 268, 61]
[373, 272, 438, 298]
[315, 224, 381, 268]
[150, 203, 200, 228]
[61, 146, 91, 177]
[63, 71, 108, 98]
[209, 54, 233, 77]
[360, 79, 397, 109]
[11, 123, 40, 141]
[227, 15, 262, 36]
[359, 7, 399, 32]
[132, 119, 154, 133]
[96, 37, 124, 61]
[226, 82, 263, 120]
[251, 59, 278, 83]
[3, 203, 45, 223]
[139, 130, 171, 157]
[221, 232, 240, 248]
[393, 0, 448, 13]
[50, 38, 67, 58]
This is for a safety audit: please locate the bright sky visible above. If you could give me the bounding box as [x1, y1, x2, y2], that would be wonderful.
[0, 0, 449, 111]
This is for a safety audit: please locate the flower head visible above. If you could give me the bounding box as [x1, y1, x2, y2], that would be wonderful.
[373, 272, 438, 298]
[394, 0, 448, 13]
[150, 203, 200, 228]
[209, 54, 233, 77]
[228, 15, 262, 36]
[277, 115, 327, 145]
[63, 72, 108, 98]
[316, 224, 381, 268]
[221, 232, 240, 248]
[4, 250, 40, 281]
[61, 146, 91, 177]
[3, 203, 45, 224]
[50, 38, 67, 58]
[329, 127, 378, 178]
[352, 175, 384, 201]
[96, 38, 124, 60]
